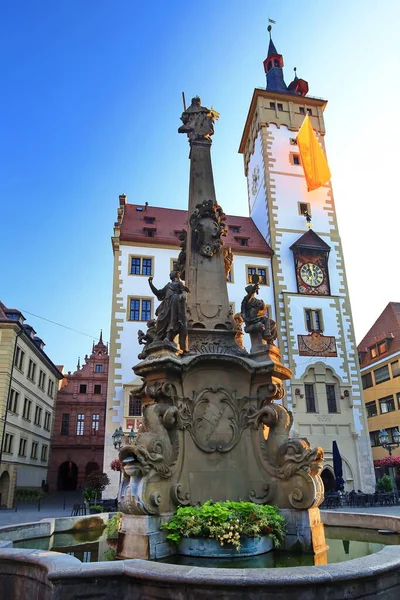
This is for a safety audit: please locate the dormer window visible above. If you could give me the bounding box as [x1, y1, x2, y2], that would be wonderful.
[237, 237, 249, 247]
[143, 227, 156, 238]
[229, 225, 241, 234]
[145, 217, 155, 225]
[6, 312, 20, 321]
[369, 339, 390, 359]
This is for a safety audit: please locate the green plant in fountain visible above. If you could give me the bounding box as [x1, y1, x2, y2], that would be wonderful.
[105, 513, 122, 538]
[161, 501, 285, 551]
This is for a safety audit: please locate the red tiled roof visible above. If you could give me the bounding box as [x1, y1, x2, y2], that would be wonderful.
[358, 302, 400, 367]
[119, 204, 273, 255]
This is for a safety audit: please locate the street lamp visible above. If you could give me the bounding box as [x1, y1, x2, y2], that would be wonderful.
[128, 429, 136, 445]
[378, 428, 400, 501]
[112, 426, 124, 450]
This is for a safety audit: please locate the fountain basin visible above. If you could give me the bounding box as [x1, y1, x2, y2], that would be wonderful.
[178, 535, 273, 557]
[1, 512, 400, 599]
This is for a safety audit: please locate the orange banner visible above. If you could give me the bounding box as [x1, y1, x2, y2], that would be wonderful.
[297, 114, 331, 191]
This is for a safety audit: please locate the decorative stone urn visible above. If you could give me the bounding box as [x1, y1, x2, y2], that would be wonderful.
[178, 536, 273, 558]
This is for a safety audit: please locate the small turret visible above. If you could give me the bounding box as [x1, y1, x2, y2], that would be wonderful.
[287, 67, 309, 97]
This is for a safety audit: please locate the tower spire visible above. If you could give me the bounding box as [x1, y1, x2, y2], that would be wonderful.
[99, 329, 103, 344]
[263, 26, 288, 93]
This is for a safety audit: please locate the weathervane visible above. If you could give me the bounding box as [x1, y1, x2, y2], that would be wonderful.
[267, 17, 276, 38]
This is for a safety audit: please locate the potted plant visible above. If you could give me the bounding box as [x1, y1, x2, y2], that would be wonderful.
[161, 500, 285, 557]
[83, 471, 111, 509]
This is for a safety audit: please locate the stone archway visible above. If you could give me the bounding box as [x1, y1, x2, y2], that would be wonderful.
[57, 461, 78, 491]
[321, 467, 336, 493]
[0, 472, 10, 507]
[85, 462, 100, 478]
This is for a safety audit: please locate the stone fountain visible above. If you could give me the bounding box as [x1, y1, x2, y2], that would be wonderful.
[117, 97, 326, 561]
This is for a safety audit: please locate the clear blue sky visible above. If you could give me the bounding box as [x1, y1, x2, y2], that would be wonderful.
[1, 1, 399, 370]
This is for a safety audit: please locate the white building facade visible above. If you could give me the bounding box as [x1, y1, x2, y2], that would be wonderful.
[238, 35, 375, 492]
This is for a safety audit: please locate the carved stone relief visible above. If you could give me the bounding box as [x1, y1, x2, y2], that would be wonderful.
[189, 199, 227, 258]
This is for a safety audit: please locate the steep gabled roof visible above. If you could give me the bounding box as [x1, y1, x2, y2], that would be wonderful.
[358, 302, 400, 368]
[289, 229, 331, 251]
[119, 204, 273, 255]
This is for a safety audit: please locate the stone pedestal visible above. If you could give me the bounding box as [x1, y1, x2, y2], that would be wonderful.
[117, 514, 173, 560]
[279, 507, 328, 560]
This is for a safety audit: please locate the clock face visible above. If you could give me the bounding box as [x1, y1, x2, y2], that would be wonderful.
[299, 263, 324, 287]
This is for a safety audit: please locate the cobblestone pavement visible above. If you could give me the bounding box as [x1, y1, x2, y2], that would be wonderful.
[1, 496, 400, 527]
[0, 491, 84, 526]
[323, 504, 400, 516]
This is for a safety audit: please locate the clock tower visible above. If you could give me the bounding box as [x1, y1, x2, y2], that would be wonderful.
[239, 28, 375, 492]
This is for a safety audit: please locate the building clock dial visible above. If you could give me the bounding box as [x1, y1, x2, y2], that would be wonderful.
[299, 263, 324, 287]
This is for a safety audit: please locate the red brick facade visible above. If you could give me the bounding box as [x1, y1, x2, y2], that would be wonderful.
[48, 334, 109, 491]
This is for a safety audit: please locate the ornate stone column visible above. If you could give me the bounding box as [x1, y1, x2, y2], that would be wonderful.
[178, 97, 234, 339]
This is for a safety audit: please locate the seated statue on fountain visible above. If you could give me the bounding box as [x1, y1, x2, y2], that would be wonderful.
[146, 270, 190, 354]
[137, 319, 157, 359]
[241, 275, 277, 350]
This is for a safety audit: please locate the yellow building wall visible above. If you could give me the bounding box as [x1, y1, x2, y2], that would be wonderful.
[362, 355, 400, 462]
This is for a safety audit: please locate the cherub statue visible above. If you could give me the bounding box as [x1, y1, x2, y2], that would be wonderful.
[241, 275, 277, 346]
[137, 319, 157, 359]
[148, 271, 190, 352]
[233, 312, 245, 350]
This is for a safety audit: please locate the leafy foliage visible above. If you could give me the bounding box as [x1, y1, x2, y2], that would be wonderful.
[105, 513, 122, 538]
[110, 459, 122, 472]
[89, 504, 104, 513]
[103, 548, 117, 561]
[376, 474, 394, 492]
[83, 487, 96, 502]
[161, 501, 285, 550]
[15, 489, 45, 501]
[85, 471, 110, 493]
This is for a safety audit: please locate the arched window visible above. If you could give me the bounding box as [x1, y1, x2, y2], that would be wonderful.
[274, 59, 280, 67]
[303, 363, 341, 415]
[267, 61, 272, 72]
[129, 395, 142, 416]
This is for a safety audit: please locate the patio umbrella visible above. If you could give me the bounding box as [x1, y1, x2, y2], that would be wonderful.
[333, 440, 344, 491]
